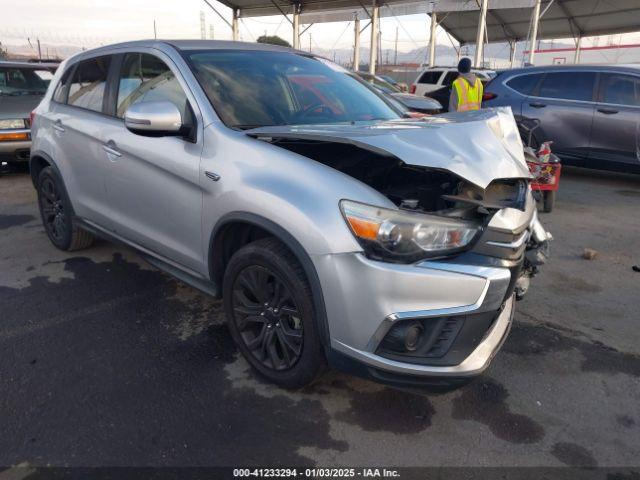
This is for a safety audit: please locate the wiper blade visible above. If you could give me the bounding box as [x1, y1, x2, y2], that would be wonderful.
[233, 124, 277, 130]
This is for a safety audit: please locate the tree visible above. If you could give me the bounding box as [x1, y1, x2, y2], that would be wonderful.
[256, 35, 291, 48]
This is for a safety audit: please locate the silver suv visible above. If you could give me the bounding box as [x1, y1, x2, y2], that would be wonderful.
[30, 40, 549, 389]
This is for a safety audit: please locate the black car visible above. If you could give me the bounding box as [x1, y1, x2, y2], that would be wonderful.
[483, 64, 640, 173]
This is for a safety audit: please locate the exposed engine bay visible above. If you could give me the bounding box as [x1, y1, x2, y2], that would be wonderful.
[263, 138, 528, 220]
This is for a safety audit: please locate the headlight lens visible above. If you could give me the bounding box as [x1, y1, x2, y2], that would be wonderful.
[0, 118, 26, 130]
[340, 200, 481, 262]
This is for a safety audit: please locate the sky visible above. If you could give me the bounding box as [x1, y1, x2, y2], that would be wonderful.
[1, 0, 640, 59]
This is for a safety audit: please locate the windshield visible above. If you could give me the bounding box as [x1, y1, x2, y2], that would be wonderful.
[0, 67, 52, 96]
[186, 50, 401, 129]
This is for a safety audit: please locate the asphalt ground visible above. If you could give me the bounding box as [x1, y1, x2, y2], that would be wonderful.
[1, 165, 639, 470]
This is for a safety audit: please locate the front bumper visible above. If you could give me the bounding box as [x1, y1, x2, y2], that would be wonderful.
[0, 129, 31, 163]
[313, 252, 516, 381]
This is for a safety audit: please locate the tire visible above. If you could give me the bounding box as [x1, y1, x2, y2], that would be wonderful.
[543, 190, 555, 213]
[36, 166, 95, 251]
[223, 237, 325, 389]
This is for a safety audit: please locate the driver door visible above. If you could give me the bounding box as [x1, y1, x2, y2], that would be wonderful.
[99, 51, 205, 274]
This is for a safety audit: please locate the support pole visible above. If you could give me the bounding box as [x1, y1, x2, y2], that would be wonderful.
[528, 0, 541, 64]
[353, 15, 361, 70]
[509, 40, 517, 68]
[473, 0, 488, 67]
[292, 3, 300, 50]
[232, 9, 239, 41]
[369, 0, 379, 75]
[574, 36, 582, 64]
[428, 13, 437, 67]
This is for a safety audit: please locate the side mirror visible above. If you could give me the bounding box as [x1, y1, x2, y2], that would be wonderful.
[124, 101, 183, 136]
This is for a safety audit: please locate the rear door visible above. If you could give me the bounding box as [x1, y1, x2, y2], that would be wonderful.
[46, 55, 114, 228]
[99, 51, 204, 273]
[589, 72, 640, 170]
[521, 70, 597, 164]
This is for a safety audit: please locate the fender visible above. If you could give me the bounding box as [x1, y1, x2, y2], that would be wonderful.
[210, 211, 330, 346]
[29, 150, 61, 187]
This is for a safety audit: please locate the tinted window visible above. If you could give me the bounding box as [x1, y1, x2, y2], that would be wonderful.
[68, 56, 111, 112]
[442, 71, 458, 86]
[506, 74, 541, 95]
[537, 71, 596, 101]
[418, 71, 442, 84]
[117, 53, 192, 122]
[601, 74, 640, 106]
[187, 51, 399, 128]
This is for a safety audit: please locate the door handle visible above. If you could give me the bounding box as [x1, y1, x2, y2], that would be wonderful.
[597, 107, 618, 115]
[529, 102, 546, 108]
[102, 144, 122, 157]
[52, 120, 65, 132]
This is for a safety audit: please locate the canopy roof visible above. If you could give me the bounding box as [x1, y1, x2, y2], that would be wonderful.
[215, 0, 640, 44]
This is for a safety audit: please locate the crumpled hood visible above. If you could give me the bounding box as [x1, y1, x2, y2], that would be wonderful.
[246, 107, 530, 189]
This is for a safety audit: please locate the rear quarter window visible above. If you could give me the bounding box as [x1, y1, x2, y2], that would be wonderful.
[506, 73, 542, 95]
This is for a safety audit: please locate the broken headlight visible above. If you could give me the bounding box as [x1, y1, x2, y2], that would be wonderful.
[340, 200, 481, 262]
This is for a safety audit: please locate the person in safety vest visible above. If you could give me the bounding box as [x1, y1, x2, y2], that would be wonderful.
[449, 57, 483, 112]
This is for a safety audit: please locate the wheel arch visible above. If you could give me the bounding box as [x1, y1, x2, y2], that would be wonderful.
[29, 150, 58, 188]
[209, 212, 330, 346]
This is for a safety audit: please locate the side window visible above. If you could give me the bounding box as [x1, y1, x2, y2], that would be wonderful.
[601, 74, 640, 107]
[506, 74, 541, 95]
[116, 53, 192, 123]
[418, 71, 442, 84]
[442, 71, 458, 87]
[537, 71, 596, 102]
[67, 56, 111, 112]
[52, 68, 73, 103]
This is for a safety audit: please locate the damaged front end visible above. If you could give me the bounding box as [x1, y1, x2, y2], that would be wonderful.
[247, 108, 550, 299]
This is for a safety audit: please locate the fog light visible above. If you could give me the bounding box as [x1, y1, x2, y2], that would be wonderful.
[404, 323, 423, 351]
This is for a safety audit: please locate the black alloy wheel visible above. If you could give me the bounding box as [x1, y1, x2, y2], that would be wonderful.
[39, 175, 67, 243]
[232, 265, 303, 370]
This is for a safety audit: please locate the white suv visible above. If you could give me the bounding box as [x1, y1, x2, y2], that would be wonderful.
[410, 67, 496, 97]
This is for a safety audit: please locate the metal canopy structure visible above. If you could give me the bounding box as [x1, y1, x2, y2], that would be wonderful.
[206, 0, 640, 72]
[434, 0, 640, 44]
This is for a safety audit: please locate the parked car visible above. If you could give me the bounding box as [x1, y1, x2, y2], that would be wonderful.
[483, 64, 640, 173]
[410, 66, 496, 97]
[30, 40, 549, 390]
[377, 74, 408, 92]
[356, 71, 442, 114]
[0, 61, 57, 169]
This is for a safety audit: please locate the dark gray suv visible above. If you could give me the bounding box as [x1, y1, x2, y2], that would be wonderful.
[483, 64, 640, 173]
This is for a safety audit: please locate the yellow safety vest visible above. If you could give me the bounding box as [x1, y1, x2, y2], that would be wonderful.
[453, 77, 483, 111]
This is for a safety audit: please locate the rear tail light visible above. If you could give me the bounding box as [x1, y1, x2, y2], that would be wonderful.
[482, 92, 497, 101]
[29, 110, 36, 127]
[409, 84, 416, 94]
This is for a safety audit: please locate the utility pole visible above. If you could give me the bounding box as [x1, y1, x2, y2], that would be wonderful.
[153, 20, 157, 39]
[200, 11, 206, 40]
[394, 26, 398, 65]
[309, 33, 312, 52]
[37, 38, 42, 62]
[353, 15, 360, 71]
[428, 13, 437, 67]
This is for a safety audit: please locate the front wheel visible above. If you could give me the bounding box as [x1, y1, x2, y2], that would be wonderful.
[223, 237, 325, 389]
